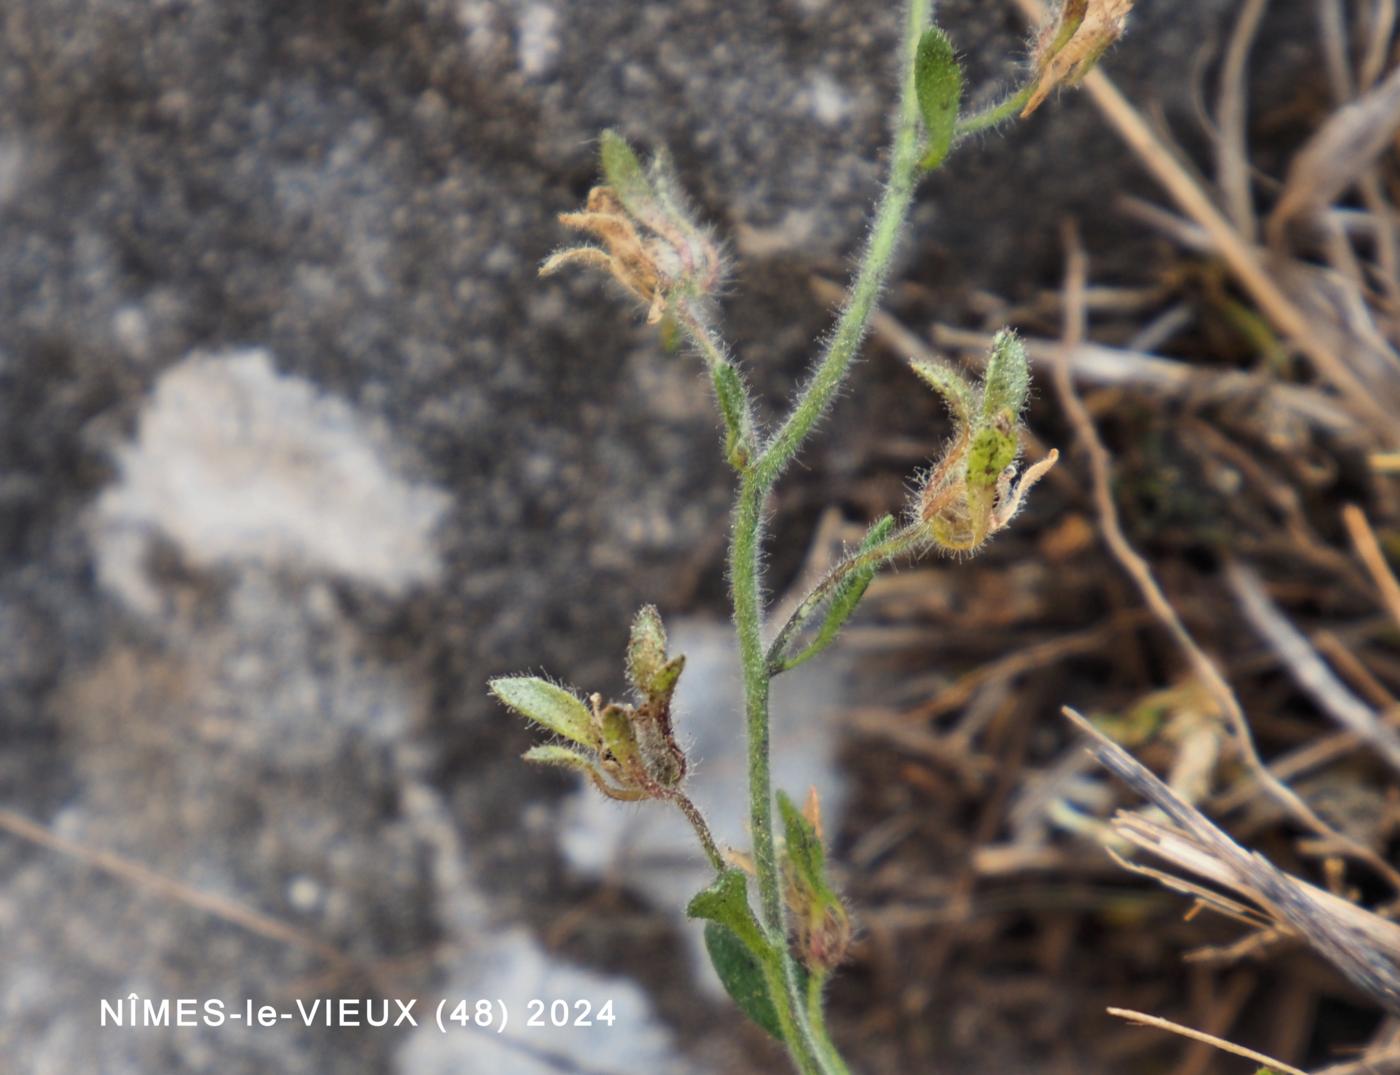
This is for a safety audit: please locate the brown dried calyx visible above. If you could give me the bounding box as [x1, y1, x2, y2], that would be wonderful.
[1023, 0, 1135, 117]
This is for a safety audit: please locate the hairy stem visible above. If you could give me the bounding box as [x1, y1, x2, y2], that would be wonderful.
[669, 791, 726, 874]
[805, 974, 849, 1075]
[752, 0, 930, 492]
[953, 82, 1035, 140]
[728, 1, 931, 1071]
[766, 523, 926, 674]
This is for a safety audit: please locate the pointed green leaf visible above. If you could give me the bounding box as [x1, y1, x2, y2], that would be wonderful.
[703, 923, 785, 1041]
[915, 27, 964, 170]
[777, 791, 827, 891]
[490, 676, 597, 748]
[686, 868, 767, 956]
[598, 129, 653, 214]
[522, 744, 597, 774]
[910, 358, 975, 425]
[980, 329, 1030, 424]
[780, 515, 895, 673]
[713, 361, 750, 469]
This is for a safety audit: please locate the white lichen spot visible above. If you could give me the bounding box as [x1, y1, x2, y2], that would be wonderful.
[516, 4, 559, 79]
[806, 71, 853, 126]
[93, 349, 449, 615]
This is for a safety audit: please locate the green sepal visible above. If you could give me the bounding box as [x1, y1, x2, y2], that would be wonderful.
[702, 923, 785, 1041]
[780, 515, 896, 673]
[915, 27, 963, 170]
[626, 605, 670, 694]
[489, 677, 597, 748]
[686, 868, 767, 956]
[599, 704, 643, 774]
[598, 129, 653, 216]
[979, 329, 1030, 425]
[910, 359, 975, 424]
[966, 424, 1017, 491]
[777, 791, 831, 897]
[626, 606, 685, 709]
[651, 655, 685, 700]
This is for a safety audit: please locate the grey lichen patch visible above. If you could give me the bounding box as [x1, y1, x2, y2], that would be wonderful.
[92, 348, 450, 615]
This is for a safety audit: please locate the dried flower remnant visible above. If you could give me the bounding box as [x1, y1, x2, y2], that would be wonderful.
[541, 131, 725, 325]
[1023, 0, 1135, 116]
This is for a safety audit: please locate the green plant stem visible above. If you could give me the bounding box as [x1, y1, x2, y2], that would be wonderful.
[753, 0, 929, 493]
[760, 960, 823, 1075]
[727, 1, 930, 1072]
[953, 83, 1034, 140]
[805, 974, 848, 1075]
[669, 791, 726, 874]
[766, 523, 927, 674]
[731, 475, 831, 1075]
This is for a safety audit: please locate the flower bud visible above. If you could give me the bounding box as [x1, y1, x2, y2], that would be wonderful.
[912, 331, 1057, 552]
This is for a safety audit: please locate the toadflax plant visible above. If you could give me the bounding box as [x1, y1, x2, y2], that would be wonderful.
[491, 2, 1131, 1071]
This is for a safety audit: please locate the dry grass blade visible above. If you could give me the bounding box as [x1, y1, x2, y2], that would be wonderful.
[1107, 1006, 1309, 1075]
[1065, 707, 1400, 1015]
[1226, 560, 1400, 774]
[0, 806, 351, 971]
[1216, 0, 1270, 240]
[1049, 225, 1400, 892]
[1010, 0, 1400, 440]
[927, 322, 1358, 436]
[1269, 62, 1400, 244]
[1344, 503, 1400, 632]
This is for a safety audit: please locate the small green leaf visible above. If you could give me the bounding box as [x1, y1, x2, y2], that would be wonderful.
[713, 361, 750, 469]
[780, 515, 895, 672]
[598, 129, 653, 214]
[915, 27, 964, 170]
[910, 358, 975, 424]
[686, 869, 767, 956]
[522, 744, 597, 774]
[489, 676, 597, 748]
[777, 791, 827, 891]
[980, 329, 1030, 423]
[703, 923, 785, 1041]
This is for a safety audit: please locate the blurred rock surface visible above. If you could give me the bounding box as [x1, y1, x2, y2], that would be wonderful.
[0, 1, 1311, 1070]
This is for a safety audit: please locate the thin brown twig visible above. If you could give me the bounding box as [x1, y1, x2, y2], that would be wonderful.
[1010, 0, 1400, 440]
[1050, 223, 1400, 892]
[1343, 503, 1400, 632]
[0, 806, 351, 970]
[1359, 0, 1398, 90]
